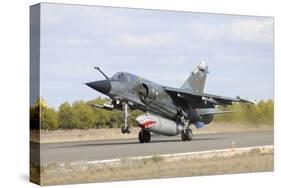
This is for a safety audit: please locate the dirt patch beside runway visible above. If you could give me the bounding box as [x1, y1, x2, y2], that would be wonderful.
[32, 145, 273, 185]
[31, 123, 273, 143]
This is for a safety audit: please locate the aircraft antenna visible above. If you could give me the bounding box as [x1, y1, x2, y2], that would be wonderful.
[94, 67, 109, 80]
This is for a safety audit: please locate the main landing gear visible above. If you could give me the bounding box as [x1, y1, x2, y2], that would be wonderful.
[181, 123, 193, 141]
[121, 103, 131, 134]
[138, 129, 151, 143]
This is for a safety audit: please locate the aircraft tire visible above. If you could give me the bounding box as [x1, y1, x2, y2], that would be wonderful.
[139, 129, 151, 143]
[138, 131, 144, 143]
[186, 128, 193, 141]
[126, 126, 132, 134]
[121, 126, 127, 134]
[181, 131, 187, 141]
[144, 130, 151, 143]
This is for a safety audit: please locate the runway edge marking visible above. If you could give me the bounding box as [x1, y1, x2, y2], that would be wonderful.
[68, 145, 274, 166]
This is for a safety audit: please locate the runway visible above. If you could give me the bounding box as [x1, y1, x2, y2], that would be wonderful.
[31, 131, 273, 165]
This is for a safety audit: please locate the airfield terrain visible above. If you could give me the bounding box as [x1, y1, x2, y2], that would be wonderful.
[31, 131, 273, 164]
[31, 145, 273, 185]
[31, 122, 272, 143]
[30, 123, 274, 185]
[30, 130, 273, 185]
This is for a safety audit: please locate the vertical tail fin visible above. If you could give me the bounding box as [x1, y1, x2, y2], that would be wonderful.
[180, 61, 209, 93]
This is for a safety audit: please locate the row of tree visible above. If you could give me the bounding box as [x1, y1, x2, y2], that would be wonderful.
[30, 97, 142, 130]
[214, 99, 274, 125]
[30, 97, 274, 130]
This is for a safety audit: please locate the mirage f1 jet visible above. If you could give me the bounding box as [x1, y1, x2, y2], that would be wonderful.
[85, 62, 254, 143]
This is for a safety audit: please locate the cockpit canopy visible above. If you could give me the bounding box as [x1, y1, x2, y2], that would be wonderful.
[111, 72, 140, 81]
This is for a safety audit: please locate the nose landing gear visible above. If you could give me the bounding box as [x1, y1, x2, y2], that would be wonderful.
[121, 103, 131, 134]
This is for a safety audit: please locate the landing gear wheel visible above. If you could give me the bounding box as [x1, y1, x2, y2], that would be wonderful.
[181, 131, 187, 141]
[121, 126, 127, 134]
[138, 131, 144, 143]
[186, 128, 193, 141]
[181, 128, 193, 141]
[121, 126, 131, 134]
[144, 130, 151, 142]
[138, 129, 151, 143]
[126, 126, 132, 134]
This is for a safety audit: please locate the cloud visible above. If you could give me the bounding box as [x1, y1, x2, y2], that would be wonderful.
[184, 22, 227, 42]
[229, 19, 273, 43]
[118, 33, 175, 47]
[44, 14, 61, 25]
[183, 18, 273, 44]
[66, 38, 92, 46]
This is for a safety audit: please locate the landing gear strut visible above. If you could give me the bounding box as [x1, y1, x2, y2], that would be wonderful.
[181, 123, 193, 141]
[138, 129, 151, 143]
[121, 103, 131, 134]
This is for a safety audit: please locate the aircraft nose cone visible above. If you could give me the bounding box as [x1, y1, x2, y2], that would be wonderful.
[86, 80, 111, 94]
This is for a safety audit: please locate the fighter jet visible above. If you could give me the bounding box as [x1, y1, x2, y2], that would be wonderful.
[85, 62, 254, 143]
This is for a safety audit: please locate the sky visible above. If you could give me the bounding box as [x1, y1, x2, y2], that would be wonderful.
[39, 3, 274, 108]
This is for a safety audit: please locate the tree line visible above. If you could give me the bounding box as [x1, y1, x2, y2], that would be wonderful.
[30, 97, 274, 130]
[30, 97, 142, 130]
[214, 99, 274, 125]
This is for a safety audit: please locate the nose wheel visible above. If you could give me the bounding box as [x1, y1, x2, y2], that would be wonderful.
[121, 103, 131, 134]
[121, 125, 131, 134]
[181, 128, 193, 141]
[138, 129, 151, 143]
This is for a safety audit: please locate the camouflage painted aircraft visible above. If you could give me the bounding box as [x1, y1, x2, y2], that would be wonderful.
[85, 62, 254, 143]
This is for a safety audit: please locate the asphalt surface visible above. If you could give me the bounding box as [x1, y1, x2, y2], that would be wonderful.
[30, 131, 273, 165]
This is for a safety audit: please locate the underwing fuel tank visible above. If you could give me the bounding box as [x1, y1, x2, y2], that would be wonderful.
[136, 114, 183, 136]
